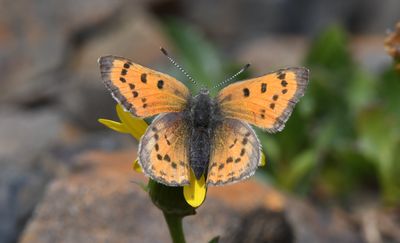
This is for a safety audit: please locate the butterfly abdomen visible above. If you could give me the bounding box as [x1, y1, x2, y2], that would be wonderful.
[188, 92, 219, 179]
[189, 128, 211, 179]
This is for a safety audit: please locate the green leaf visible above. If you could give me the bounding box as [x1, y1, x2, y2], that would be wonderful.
[357, 107, 400, 203]
[346, 69, 377, 112]
[148, 180, 196, 217]
[379, 68, 400, 120]
[305, 25, 353, 71]
[208, 236, 220, 243]
[283, 150, 316, 191]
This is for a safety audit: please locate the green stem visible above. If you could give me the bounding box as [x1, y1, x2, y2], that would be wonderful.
[163, 213, 186, 243]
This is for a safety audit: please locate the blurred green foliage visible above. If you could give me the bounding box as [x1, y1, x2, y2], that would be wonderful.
[162, 21, 400, 205]
[162, 20, 251, 96]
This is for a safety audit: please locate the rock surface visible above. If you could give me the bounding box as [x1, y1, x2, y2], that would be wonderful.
[20, 147, 363, 243]
[0, 108, 63, 243]
[0, 0, 170, 130]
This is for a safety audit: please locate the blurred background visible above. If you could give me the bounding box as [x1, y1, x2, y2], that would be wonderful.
[1, 0, 400, 242]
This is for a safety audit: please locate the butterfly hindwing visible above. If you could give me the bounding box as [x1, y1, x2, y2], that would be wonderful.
[217, 67, 309, 133]
[207, 118, 261, 186]
[138, 112, 190, 186]
[99, 56, 190, 118]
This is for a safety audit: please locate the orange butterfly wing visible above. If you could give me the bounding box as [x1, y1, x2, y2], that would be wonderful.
[216, 68, 309, 133]
[139, 112, 190, 186]
[207, 119, 261, 186]
[99, 56, 190, 118]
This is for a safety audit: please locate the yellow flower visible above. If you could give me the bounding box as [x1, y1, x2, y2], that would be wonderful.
[260, 153, 266, 167]
[99, 104, 266, 208]
[184, 169, 206, 207]
[98, 104, 147, 140]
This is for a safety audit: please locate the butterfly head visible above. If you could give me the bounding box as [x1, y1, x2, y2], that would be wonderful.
[199, 88, 210, 96]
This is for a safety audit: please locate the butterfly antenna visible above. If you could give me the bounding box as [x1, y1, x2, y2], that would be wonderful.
[160, 47, 198, 87]
[211, 63, 250, 90]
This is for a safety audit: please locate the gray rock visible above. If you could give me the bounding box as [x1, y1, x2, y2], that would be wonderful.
[235, 36, 307, 74]
[0, 108, 63, 243]
[179, 0, 400, 48]
[59, 10, 170, 130]
[0, 0, 125, 105]
[20, 148, 363, 243]
[20, 149, 238, 243]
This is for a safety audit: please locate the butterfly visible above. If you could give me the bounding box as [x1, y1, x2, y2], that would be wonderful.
[98, 49, 309, 186]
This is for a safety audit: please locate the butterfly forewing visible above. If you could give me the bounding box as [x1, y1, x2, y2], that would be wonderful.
[139, 112, 191, 186]
[99, 56, 190, 118]
[217, 67, 309, 133]
[207, 118, 261, 186]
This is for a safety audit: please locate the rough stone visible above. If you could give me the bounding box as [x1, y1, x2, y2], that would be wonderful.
[0, 0, 125, 104]
[20, 147, 363, 243]
[59, 10, 171, 130]
[0, 108, 63, 243]
[179, 0, 400, 48]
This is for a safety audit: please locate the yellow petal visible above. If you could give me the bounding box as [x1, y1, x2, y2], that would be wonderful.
[132, 158, 142, 173]
[184, 169, 206, 207]
[116, 104, 148, 140]
[260, 152, 266, 166]
[98, 119, 130, 133]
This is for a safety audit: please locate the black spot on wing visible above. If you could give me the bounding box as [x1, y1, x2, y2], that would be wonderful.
[157, 80, 164, 89]
[270, 103, 275, 109]
[261, 83, 267, 93]
[229, 139, 237, 149]
[171, 162, 177, 169]
[277, 72, 286, 80]
[163, 154, 171, 162]
[165, 135, 171, 145]
[243, 88, 250, 97]
[141, 73, 147, 83]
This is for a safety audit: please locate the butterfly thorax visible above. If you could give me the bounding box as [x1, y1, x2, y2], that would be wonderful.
[188, 90, 220, 179]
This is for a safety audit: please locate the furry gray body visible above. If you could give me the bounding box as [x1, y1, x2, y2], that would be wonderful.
[185, 90, 221, 179]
